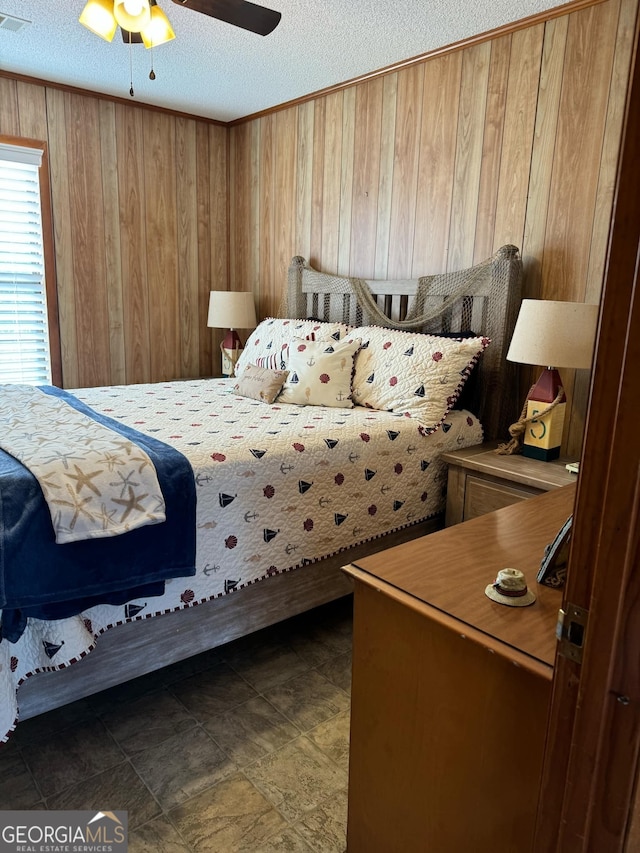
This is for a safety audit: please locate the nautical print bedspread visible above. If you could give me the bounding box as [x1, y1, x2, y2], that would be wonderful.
[0, 379, 483, 741]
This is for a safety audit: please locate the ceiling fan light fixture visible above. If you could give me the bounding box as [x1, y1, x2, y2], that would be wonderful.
[141, 2, 175, 48]
[113, 0, 151, 32]
[79, 0, 118, 42]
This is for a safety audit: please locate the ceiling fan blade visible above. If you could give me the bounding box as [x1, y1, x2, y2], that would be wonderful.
[172, 0, 281, 36]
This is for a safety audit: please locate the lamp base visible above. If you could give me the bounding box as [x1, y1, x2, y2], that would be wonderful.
[522, 368, 566, 461]
[221, 329, 242, 378]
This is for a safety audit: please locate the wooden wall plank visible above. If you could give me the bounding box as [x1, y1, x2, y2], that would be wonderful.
[116, 104, 150, 384]
[248, 119, 261, 297]
[209, 124, 228, 294]
[258, 114, 275, 317]
[273, 107, 297, 316]
[209, 123, 228, 374]
[196, 122, 213, 376]
[0, 78, 19, 134]
[309, 97, 326, 268]
[321, 91, 344, 274]
[521, 15, 569, 298]
[16, 81, 47, 140]
[412, 52, 462, 274]
[65, 93, 110, 388]
[350, 78, 384, 278]
[229, 122, 250, 292]
[44, 87, 78, 388]
[295, 101, 314, 264]
[473, 35, 511, 263]
[143, 111, 179, 382]
[338, 87, 356, 276]
[448, 42, 491, 271]
[387, 64, 424, 279]
[374, 75, 398, 280]
[99, 100, 126, 385]
[176, 117, 199, 378]
[492, 24, 545, 253]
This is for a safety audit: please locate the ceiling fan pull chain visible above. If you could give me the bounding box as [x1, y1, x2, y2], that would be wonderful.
[149, 45, 156, 80]
[129, 32, 135, 97]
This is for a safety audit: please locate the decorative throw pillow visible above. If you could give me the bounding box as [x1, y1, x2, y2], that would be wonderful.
[434, 330, 481, 410]
[234, 364, 289, 404]
[235, 318, 350, 378]
[277, 336, 362, 407]
[350, 325, 490, 431]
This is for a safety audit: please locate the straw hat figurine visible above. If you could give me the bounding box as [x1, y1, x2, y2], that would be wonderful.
[485, 568, 536, 607]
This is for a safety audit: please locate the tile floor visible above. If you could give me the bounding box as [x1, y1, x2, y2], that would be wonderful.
[0, 596, 354, 852]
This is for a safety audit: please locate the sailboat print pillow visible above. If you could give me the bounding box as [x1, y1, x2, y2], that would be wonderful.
[235, 318, 350, 377]
[277, 336, 362, 407]
[349, 326, 490, 432]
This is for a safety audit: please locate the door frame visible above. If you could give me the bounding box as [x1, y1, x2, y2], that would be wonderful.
[534, 9, 640, 850]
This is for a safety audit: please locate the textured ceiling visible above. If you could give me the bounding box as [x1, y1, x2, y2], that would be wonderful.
[1, 0, 569, 123]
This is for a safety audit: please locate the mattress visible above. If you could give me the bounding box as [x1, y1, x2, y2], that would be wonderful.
[0, 378, 483, 741]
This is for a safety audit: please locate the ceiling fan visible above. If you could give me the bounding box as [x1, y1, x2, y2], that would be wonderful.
[80, 0, 281, 46]
[79, 0, 281, 96]
[171, 0, 281, 36]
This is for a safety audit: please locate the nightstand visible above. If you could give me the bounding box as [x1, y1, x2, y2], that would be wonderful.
[441, 442, 577, 526]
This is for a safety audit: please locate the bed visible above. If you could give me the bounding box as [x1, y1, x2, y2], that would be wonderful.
[0, 245, 522, 742]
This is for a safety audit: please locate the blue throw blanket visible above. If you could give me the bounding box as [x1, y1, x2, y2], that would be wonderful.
[0, 386, 197, 643]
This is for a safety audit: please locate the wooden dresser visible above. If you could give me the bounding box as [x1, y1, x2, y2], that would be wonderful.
[343, 484, 575, 853]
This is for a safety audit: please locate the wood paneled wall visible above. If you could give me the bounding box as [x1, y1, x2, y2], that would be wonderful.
[0, 0, 636, 456]
[0, 80, 228, 388]
[228, 0, 637, 456]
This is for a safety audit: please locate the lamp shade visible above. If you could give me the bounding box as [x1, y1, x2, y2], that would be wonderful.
[208, 291, 257, 330]
[506, 300, 598, 369]
[141, 1, 176, 47]
[79, 0, 118, 41]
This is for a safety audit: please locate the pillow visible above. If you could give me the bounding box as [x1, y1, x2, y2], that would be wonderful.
[433, 330, 481, 410]
[349, 325, 489, 431]
[234, 364, 289, 404]
[235, 318, 350, 377]
[277, 336, 362, 407]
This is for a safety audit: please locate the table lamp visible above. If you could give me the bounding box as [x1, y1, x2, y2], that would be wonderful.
[207, 291, 257, 377]
[505, 299, 599, 461]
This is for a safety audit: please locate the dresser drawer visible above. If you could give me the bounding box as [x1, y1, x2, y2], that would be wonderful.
[463, 474, 542, 520]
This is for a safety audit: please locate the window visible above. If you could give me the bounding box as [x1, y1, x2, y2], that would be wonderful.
[0, 139, 59, 385]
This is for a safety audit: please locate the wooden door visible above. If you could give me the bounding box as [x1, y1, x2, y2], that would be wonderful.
[534, 8, 640, 850]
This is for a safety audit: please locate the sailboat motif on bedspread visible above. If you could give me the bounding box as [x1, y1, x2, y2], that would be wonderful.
[0, 378, 484, 745]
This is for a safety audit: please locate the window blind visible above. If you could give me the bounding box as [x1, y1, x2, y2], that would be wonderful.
[0, 144, 52, 385]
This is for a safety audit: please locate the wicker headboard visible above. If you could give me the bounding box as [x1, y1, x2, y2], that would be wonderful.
[284, 245, 523, 442]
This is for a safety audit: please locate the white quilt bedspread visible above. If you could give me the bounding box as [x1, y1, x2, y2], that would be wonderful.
[0, 379, 483, 741]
